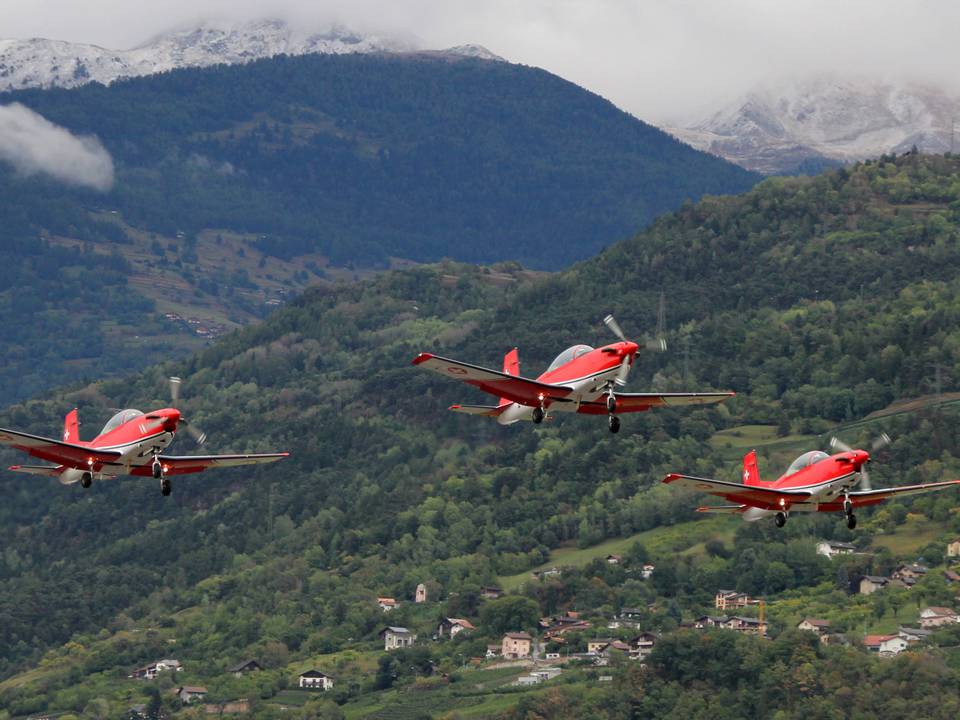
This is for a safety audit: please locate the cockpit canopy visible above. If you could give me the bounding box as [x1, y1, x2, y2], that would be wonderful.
[784, 450, 829, 477]
[546, 345, 594, 372]
[100, 409, 144, 435]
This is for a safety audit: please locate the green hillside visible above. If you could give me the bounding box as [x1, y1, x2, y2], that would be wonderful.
[0, 51, 756, 408]
[4, 155, 960, 718]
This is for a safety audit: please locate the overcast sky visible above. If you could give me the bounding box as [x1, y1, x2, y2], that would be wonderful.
[2, 0, 957, 123]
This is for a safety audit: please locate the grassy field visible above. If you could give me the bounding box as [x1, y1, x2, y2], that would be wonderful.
[869, 516, 947, 556]
[498, 516, 737, 590]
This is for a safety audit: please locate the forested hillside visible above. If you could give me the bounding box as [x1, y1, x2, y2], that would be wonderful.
[4, 155, 960, 718]
[5, 52, 757, 269]
[0, 51, 756, 408]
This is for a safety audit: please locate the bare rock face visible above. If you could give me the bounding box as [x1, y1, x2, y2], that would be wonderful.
[667, 75, 960, 175]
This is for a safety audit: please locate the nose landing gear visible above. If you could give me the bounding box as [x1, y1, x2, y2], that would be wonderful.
[842, 493, 856, 529]
[608, 415, 621, 434]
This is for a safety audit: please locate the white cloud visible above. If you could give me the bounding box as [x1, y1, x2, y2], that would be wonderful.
[2, 0, 959, 124]
[0, 103, 115, 191]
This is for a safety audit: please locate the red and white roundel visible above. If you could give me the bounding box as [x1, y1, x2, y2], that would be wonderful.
[447, 367, 469, 375]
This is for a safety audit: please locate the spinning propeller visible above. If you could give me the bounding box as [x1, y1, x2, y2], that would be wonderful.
[830, 433, 891, 491]
[603, 314, 666, 386]
[168, 376, 207, 446]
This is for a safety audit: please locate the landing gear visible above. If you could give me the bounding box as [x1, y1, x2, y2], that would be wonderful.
[152, 458, 162, 480]
[532, 406, 545, 424]
[842, 493, 856, 529]
[160, 478, 172, 496]
[80, 472, 92, 489]
[775, 512, 787, 528]
[608, 415, 621, 434]
[606, 394, 617, 414]
[846, 513, 857, 530]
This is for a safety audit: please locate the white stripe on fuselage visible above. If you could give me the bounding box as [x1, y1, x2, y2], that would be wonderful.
[498, 365, 624, 425]
[741, 471, 859, 521]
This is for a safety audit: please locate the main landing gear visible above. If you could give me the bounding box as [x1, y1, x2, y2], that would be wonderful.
[775, 511, 787, 528]
[153, 457, 172, 496]
[843, 495, 856, 529]
[532, 406, 545, 424]
[80, 471, 93, 489]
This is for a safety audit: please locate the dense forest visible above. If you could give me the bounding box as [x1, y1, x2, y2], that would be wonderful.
[3, 52, 757, 270]
[0, 51, 756, 407]
[4, 155, 960, 718]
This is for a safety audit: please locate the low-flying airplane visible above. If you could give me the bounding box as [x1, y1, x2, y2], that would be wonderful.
[412, 315, 734, 433]
[0, 377, 288, 496]
[662, 435, 960, 529]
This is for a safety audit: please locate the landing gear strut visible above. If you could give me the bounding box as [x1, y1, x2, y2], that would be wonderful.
[606, 394, 617, 414]
[608, 415, 621, 434]
[843, 494, 856, 529]
[80, 472, 92, 489]
[774, 511, 787, 528]
[532, 406, 545, 424]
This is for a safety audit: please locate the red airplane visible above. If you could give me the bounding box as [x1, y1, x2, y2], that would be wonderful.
[0, 377, 288, 496]
[662, 435, 960, 529]
[412, 315, 734, 433]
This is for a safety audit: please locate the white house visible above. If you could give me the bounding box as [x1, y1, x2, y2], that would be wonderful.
[947, 539, 960, 558]
[129, 659, 183, 679]
[174, 686, 207, 704]
[817, 540, 856, 558]
[415, 583, 428, 603]
[377, 597, 399, 612]
[919, 607, 960, 628]
[797, 618, 832, 641]
[298, 670, 334, 691]
[864, 635, 909, 656]
[437, 617, 477, 638]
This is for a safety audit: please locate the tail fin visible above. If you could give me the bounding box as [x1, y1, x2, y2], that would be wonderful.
[743, 450, 771, 486]
[63, 408, 80, 443]
[499, 348, 520, 408]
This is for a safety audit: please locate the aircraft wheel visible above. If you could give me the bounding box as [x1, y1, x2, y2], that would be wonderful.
[606, 395, 617, 414]
[532, 407, 545, 424]
[846, 513, 857, 530]
[608, 415, 621, 434]
[152, 462, 162, 480]
[80, 472, 92, 489]
[161, 478, 172, 496]
[774, 512, 787, 528]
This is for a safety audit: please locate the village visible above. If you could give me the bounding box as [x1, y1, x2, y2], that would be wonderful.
[109, 536, 960, 716]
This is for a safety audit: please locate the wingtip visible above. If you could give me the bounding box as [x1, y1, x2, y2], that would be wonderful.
[662, 473, 682, 484]
[411, 353, 434, 366]
[8, 465, 20, 471]
[449, 404, 462, 410]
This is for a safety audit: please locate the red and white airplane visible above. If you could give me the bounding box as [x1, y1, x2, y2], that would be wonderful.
[0, 377, 287, 496]
[663, 435, 960, 529]
[412, 315, 734, 433]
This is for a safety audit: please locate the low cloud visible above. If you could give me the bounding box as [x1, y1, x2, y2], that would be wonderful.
[0, 103, 114, 191]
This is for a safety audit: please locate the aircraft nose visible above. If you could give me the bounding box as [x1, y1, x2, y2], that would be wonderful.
[624, 341, 639, 357]
[162, 409, 181, 432]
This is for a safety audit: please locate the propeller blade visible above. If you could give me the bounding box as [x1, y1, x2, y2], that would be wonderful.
[645, 338, 667, 352]
[860, 465, 872, 492]
[830, 436, 853, 453]
[614, 354, 631, 387]
[183, 420, 207, 446]
[169, 376, 182, 405]
[604, 314, 627, 343]
[872, 432, 891, 451]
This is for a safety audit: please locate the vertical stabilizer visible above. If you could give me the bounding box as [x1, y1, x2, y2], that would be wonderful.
[499, 348, 520, 407]
[743, 450, 771, 486]
[63, 408, 80, 443]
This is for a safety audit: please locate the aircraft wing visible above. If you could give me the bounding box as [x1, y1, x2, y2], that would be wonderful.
[662, 473, 812, 511]
[8, 464, 62, 477]
[576, 391, 735, 415]
[129, 452, 289, 476]
[811, 479, 960, 510]
[0, 427, 123, 470]
[412, 353, 573, 406]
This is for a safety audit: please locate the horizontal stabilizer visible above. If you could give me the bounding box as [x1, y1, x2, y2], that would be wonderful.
[696, 505, 746, 514]
[450, 404, 504, 417]
[9, 464, 61, 477]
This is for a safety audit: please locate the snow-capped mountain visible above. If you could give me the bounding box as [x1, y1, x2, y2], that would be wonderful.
[668, 76, 960, 175]
[0, 19, 502, 94]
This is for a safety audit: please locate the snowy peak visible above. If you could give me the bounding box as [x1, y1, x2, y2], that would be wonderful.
[0, 20, 503, 94]
[669, 75, 960, 175]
